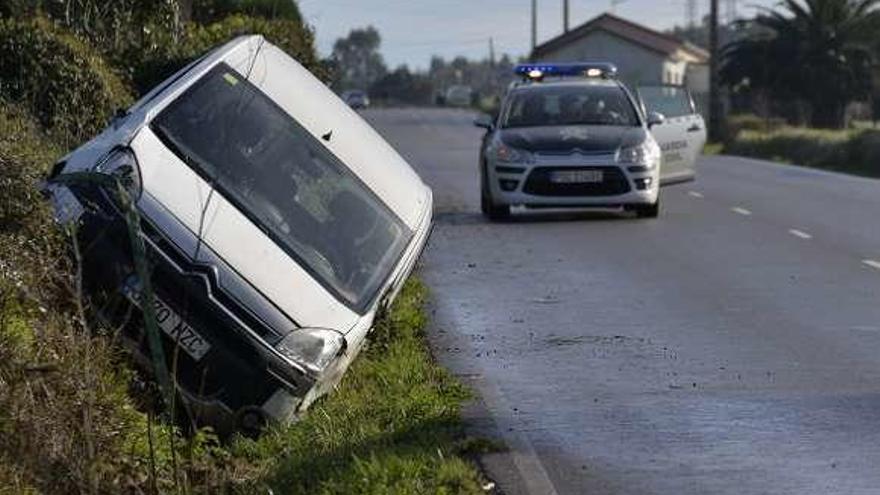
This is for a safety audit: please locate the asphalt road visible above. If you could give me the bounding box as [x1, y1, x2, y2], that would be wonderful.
[364, 107, 880, 495]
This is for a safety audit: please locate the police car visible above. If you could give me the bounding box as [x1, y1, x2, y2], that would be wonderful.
[474, 63, 706, 219]
[45, 35, 433, 434]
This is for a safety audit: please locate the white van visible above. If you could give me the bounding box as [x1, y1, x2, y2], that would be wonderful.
[47, 36, 433, 433]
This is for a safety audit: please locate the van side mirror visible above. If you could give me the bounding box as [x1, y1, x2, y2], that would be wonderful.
[647, 111, 666, 129]
[473, 114, 494, 130]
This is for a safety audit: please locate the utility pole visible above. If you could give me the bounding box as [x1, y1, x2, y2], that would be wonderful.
[709, 0, 722, 141]
[531, 0, 538, 58]
[686, 0, 698, 29]
[563, 0, 570, 32]
[489, 37, 496, 67]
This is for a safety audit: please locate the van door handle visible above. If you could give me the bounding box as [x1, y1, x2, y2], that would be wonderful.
[687, 124, 702, 133]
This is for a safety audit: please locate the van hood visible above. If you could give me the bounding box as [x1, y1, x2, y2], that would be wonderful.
[499, 126, 647, 154]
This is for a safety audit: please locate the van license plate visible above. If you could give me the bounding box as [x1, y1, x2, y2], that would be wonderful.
[550, 170, 603, 184]
[122, 278, 211, 361]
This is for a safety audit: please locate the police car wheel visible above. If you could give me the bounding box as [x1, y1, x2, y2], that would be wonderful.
[480, 172, 509, 220]
[635, 199, 660, 219]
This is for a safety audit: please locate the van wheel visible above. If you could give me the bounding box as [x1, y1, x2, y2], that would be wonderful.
[480, 168, 509, 220]
[635, 199, 660, 219]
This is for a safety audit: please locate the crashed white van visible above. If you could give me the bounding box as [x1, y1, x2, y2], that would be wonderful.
[46, 36, 433, 433]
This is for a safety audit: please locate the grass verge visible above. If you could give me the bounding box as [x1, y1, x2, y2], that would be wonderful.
[232, 278, 488, 494]
[716, 115, 880, 178]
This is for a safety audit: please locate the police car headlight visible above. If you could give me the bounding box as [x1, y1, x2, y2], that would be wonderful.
[495, 143, 534, 164]
[617, 142, 660, 168]
[275, 328, 346, 376]
[94, 148, 142, 199]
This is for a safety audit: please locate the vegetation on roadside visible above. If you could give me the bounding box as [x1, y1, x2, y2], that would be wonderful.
[232, 280, 486, 494]
[714, 114, 880, 178]
[722, 0, 880, 129]
[0, 17, 134, 146]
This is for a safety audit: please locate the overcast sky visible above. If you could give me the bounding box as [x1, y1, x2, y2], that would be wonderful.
[297, 0, 780, 69]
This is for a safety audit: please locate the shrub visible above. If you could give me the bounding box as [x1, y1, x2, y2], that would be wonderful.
[0, 17, 133, 146]
[724, 113, 787, 143]
[192, 0, 303, 23]
[129, 13, 323, 95]
[725, 126, 880, 178]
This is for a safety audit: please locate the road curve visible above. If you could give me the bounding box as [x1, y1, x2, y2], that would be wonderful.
[364, 107, 880, 495]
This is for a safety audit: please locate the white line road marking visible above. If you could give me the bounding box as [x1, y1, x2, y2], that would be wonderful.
[788, 229, 812, 240]
[688, 191, 704, 198]
[863, 260, 880, 271]
[731, 207, 752, 216]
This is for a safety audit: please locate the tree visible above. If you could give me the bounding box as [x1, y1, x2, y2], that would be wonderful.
[330, 26, 387, 91]
[722, 0, 880, 128]
[370, 65, 434, 104]
[191, 0, 303, 24]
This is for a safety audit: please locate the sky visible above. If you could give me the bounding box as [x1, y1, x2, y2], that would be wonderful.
[297, 0, 780, 70]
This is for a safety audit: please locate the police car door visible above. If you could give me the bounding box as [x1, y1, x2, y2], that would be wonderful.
[637, 85, 706, 185]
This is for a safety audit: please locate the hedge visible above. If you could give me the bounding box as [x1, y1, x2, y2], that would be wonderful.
[131, 13, 323, 94]
[725, 126, 880, 178]
[0, 17, 133, 146]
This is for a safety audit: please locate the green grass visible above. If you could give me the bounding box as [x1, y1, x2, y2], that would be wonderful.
[232, 278, 487, 494]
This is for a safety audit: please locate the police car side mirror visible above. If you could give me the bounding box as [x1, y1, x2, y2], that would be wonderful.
[647, 112, 666, 129]
[474, 114, 494, 130]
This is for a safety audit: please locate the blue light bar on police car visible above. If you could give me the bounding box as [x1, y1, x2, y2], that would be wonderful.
[514, 62, 618, 80]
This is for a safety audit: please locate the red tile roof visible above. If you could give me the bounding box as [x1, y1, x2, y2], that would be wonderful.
[532, 13, 709, 63]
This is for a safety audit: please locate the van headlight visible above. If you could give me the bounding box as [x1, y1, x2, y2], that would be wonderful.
[275, 328, 346, 376]
[94, 148, 142, 199]
[617, 142, 660, 168]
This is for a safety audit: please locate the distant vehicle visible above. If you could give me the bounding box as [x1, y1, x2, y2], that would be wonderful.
[45, 35, 433, 435]
[474, 63, 704, 220]
[341, 89, 370, 109]
[445, 85, 473, 107]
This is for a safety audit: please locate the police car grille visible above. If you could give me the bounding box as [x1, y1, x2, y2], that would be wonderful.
[523, 167, 631, 197]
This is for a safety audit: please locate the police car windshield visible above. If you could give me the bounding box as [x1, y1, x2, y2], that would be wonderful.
[152, 63, 411, 313]
[502, 84, 639, 128]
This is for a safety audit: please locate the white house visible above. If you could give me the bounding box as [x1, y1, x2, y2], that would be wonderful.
[532, 13, 710, 96]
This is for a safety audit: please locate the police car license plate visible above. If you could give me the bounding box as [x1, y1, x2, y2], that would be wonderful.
[122, 277, 211, 361]
[550, 170, 603, 184]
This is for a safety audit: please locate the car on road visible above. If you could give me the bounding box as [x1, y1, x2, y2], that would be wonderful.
[341, 89, 370, 109]
[45, 35, 433, 435]
[474, 63, 705, 220]
[445, 85, 474, 108]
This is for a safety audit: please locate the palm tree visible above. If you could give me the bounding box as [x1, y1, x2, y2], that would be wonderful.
[723, 0, 880, 128]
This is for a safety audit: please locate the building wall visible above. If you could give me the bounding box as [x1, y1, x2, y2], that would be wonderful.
[534, 30, 670, 90]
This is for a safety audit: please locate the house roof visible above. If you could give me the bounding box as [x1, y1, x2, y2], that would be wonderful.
[532, 13, 710, 63]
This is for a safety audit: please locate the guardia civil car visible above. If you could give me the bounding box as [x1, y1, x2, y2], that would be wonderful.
[45, 36, 433, 434]
[475, 63, 706, 220]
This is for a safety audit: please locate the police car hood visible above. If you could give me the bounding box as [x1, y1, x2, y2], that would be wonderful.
[499, 125, 647, 154]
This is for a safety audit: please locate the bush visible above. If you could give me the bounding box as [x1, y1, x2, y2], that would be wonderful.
[130, 13, 323, 95]
[0, 17, 133, 146]
[724, 113, 787, 143]
[192, 0, 303, 23]
[725, 126, 880, 178]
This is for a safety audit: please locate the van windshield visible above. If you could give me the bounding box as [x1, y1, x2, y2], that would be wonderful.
[152, 63, 411, 313]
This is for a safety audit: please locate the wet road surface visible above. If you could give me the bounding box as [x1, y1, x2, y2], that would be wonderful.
[365, 107, 880, 495]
